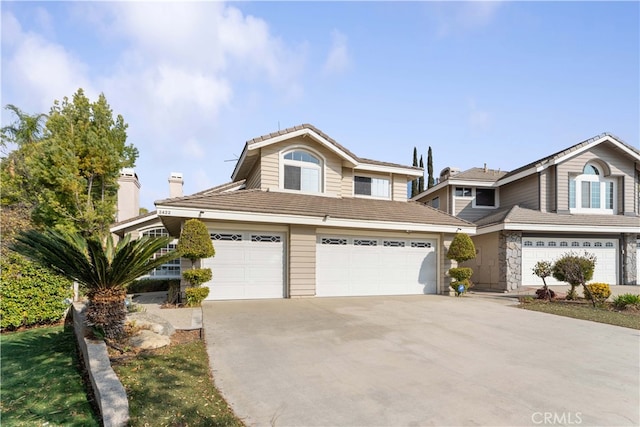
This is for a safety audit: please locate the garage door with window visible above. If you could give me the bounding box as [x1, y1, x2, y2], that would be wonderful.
[521, 237, 618, 286]
[316, 235, 437, 296]
[201, 231, 285, 300]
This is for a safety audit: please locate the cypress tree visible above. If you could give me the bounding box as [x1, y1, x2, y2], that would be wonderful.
[411, 147, 418, 198]
[427, 146, 435, 188]
[418, 155, 424, 194]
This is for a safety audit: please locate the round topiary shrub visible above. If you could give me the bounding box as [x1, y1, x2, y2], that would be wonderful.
[446, 233, 476, 263]
[177, 219, 215, 266]
[182, 268, 213, 287]
[185, 286, 210, 307]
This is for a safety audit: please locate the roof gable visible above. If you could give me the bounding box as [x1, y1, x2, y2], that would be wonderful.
[498, 133, 640, 186]
[231, 124, 422, 181]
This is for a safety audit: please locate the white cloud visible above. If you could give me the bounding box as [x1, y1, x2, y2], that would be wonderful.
[323, 29, 350, 75]
[2, 13, 95, 113]
[433, 1, 503, 38]
[1, 2, 307, 207]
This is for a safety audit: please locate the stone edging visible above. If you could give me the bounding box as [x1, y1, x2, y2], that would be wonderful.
[72, 302, 129, 427]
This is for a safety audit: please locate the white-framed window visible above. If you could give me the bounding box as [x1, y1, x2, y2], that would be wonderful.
[282, 149, 323, 193]
[455, 187, 472, 197]
[142, 227, 181, 277]
[474, 188, 497, 208]
[568, 162, 615, 214]
[354, 176, 390, 198]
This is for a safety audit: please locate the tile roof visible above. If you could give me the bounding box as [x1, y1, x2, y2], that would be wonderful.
[500, 133, 640, 181]
[475, 205, 640, 229]
[451, 167, 508, 182]
[156, 189, 472, 228]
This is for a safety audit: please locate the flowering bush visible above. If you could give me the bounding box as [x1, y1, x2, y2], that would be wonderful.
[583, 283, 611, 302]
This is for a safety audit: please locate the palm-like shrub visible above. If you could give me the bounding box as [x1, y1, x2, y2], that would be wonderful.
[10, 230, 179, 339]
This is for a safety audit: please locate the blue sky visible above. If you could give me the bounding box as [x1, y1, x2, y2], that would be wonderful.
[2, 1, 638, 210]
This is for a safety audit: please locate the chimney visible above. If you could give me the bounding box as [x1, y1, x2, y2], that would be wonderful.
[116, 168, 141, 222]
[484, 163, 488, 172]
[169, 172, 184, 198]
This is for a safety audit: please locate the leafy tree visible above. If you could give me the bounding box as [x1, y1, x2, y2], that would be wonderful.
[13, 89, 138, 236]
[532, 260, 553, 301]
[552, 252, 597, 304]
[11, 230, 178, 339]
[411, 147, 419, 198]
[418, 155, 424, 194]
[1, 105, 47, 207]
[427, 146, 435, 188]
[446, 233, 476, 296]
[177, 219, 215, 306]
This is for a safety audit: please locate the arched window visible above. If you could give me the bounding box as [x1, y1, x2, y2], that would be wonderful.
[282, 149, 323, 193]
[569, 162, 615, 213]
[142, 228, 180, 277]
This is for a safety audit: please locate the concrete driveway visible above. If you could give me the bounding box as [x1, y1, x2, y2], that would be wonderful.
[202, 296, 639, 426]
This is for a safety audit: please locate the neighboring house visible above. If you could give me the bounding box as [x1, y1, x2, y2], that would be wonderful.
[113, 124, 474, 300]
[414, 133, 640, 291]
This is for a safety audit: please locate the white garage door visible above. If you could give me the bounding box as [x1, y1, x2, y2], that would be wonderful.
[201, 231, 285, 300]
[522, 237, 618, 286]
[316, 235, 437, 297]
[637, 239, 640, 282]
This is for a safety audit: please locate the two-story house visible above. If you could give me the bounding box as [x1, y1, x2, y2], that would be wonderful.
[112, 124, 473, 300]
[415, 133, 640, 291]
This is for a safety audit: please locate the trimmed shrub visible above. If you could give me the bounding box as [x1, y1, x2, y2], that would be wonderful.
[612, 293, 640, 310]
[448, 267, 473, 282]
[177, 219, 215, 265]
[0, 252, 73, 330]
[127, 278, 180, 294]
[450, 279, 473, 296]
[185, 287, 210, 307]
[446, 233, 476, 263]
[182, 268, 212, 287]
[551, 252, 596, 300]
[583, 283, 611, 302]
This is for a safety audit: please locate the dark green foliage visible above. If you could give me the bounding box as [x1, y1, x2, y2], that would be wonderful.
[185, 287, 210, 307]
[551, 252, 596, 301]
[418, 155, 424, 194]
[612, 293, 640, 310]
[411, 147, 419, 198]
[177, 219, 215, 265]
[0, 252, 72, 330]
[127, 278, 179, 294]
[427, 146, 435, 189]
[182, 268, 212, 287]
[446, 233, 476, 263]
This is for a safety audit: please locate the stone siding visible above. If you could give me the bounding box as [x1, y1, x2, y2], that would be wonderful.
[622, 233, 638, 285]
[498, 231, 522, 291]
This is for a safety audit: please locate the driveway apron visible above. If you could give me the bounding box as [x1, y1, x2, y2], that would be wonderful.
[202, 296, 639, 427]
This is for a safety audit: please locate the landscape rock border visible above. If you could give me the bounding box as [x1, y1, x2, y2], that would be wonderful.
[72, 302, 129, 427]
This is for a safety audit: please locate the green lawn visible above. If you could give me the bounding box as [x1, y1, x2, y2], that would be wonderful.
[0, 325, 100, 426]
[519, 300, 640, 330]
[113, 338, 244, 427]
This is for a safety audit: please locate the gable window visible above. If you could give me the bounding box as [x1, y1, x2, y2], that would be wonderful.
[354, 176, 390, 198]
[455, 187, 472, 197]
[283, 150, 322, 193]
[431, 197, 440, 209]
[568, 162, 615, 213]
[475, 188, 496, 207]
